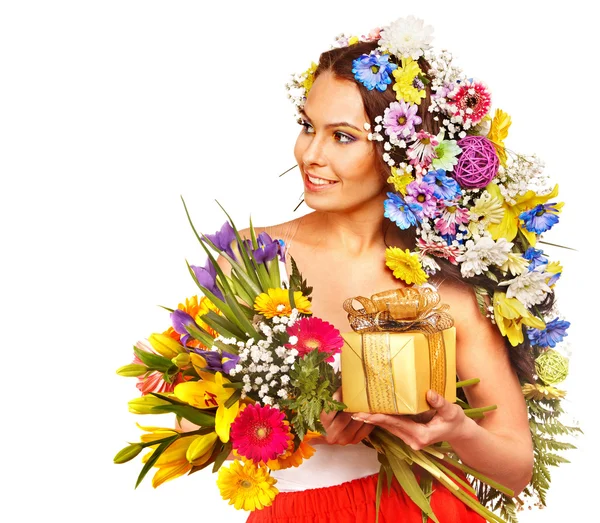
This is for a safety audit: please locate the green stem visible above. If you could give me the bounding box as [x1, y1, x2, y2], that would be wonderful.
[463, 405, 498, 417]
[456, 378, 480, 388]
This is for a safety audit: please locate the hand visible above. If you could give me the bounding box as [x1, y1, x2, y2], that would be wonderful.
[352, 390, 471, 451]
[318, 387, 374, 446]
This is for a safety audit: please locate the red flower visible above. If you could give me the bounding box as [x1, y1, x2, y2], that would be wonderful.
[285, 317, 344, 362]
[449, 80, 492, 125]
[231, 404, 292, 463]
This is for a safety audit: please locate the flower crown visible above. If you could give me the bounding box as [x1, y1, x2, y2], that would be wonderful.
[286, 16, 574, 513]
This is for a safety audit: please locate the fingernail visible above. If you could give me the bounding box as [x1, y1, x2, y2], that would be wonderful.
[351, 415, 372, 424]
[428, 390, 439, 404]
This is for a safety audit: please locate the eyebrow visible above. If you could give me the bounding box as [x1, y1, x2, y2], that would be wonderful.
[299, 109, 363, 133]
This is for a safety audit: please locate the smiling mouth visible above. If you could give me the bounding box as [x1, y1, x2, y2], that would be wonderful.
[306, 174, 338, 186]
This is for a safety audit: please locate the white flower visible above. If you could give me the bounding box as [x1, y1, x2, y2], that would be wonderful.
[498, 270, 552, 308]
[262, 396, 273, 405]
[378, 16, 434, 59]
[277, 389, 288, 399]
[287, 335, 298, 346]
[499, 252, 529, 276]
[280, 375, 290, 385]
[456, 236, 513, 278]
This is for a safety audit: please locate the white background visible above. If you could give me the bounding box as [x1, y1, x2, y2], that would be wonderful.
[0, 1, 597, 522]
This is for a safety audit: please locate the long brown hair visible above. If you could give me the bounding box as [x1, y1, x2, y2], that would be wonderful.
[312, 42, 554, 382]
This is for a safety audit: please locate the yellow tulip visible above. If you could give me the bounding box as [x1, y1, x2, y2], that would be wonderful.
[174, 372, 240, 443]
[149, 333, 185, 359]
[493, 292, 546, 346]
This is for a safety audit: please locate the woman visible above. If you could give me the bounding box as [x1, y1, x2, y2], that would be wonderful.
[227, 18, 539, 523]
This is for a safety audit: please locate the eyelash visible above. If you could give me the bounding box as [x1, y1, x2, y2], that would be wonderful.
[297, 119, 356, 144]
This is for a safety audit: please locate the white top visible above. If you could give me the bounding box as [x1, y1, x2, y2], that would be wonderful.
[270, 353, 381, 491]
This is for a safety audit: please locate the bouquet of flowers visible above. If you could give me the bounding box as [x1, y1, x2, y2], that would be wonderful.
[115, 202, 346, 511]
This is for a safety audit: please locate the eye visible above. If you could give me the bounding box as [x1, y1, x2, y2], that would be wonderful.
[334, 131, 355, 144]
[297, 118, 314, 134]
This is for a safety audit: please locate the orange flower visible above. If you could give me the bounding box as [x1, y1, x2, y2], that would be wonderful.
[266, 431, 319, 470]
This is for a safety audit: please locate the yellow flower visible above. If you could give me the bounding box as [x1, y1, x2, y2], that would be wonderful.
[486, 183, 563, 246]
[387, 165, 414, 195]
[487, 109, 512, 166]
[137, 426, 218, 488]
[348, 36, 359, 45]
[174, 372, 240, 443]
[392, 58, 426, 105]
[468, 191, 504, 236]
[385, 247, 429, 285]
[254, 288, 312, 318]
[301, 62, 318, 95]
[493, 292, 546, 346]
[217, 459, 278, 511]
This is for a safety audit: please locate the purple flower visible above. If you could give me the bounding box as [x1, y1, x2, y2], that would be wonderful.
[171, 309, 197, 346]
[405, 181, 437, 219]
[528, 318, 570, 348]
[252, 232, 279, 264]
[204, 222, 237, 259]
[352, 52, 397, 92]
[383, 101, 422, 139]
[523, 247, 548, 271]
[422, 169, 461, 201]
[277, 239, 286, 263]
[191, 349, 240, 374]
[191, 260, 224, 301]
[519, 203, 560, 234]
[383, 192, 421, 229]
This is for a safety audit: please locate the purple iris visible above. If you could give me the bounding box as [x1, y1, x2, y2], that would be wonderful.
[422, 169, 461, 201]
[383, 192, 421, 229]
[523, 247, 548, 271]
[171, 309, 197, 346]
[528, 318, 570, 348]
[519, 203, 560, 234]
[204, 222, 237, 259]
[191, 260, 224, 301]
[192, 348, 240, 374]
[252, 232, 280, 264]
[352, 52, 397, 92]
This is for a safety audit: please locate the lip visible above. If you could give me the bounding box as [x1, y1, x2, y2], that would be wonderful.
[304, 171, 339, 192]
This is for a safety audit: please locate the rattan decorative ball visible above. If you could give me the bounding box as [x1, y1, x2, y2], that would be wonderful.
[535, 349, 569, 385]
[454, 136, 499, 189]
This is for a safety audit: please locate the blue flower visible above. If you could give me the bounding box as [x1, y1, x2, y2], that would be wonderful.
[519, 203, 560, 234]
[523, 247, 548, 271]
[528, 318, 570, 348]
[422, 169, 461, 200]
[352, 53, 397, 92]
[384, 192, 421, 229]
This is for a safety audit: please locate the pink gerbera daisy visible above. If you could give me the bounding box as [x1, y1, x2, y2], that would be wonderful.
[285, 317, 344, 362]
[448, 80, 492, 125]
[230, 404, 292, 463]
[434, 201, 471, 236]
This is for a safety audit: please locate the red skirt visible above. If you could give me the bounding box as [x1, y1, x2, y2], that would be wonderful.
[246, 473, 485, 523]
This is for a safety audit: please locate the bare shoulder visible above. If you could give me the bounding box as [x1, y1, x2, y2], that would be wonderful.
[236, 215, 305, 242]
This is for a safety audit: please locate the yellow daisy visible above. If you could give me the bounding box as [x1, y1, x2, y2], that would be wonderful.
[254, 288, 312, 318]
[392, 58, 426, 105]
[217, 459, 279, 511]
[387, 165, 414, 195]
[385, 247, 428, 286]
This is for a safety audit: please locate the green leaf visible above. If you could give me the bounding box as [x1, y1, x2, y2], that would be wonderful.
[224, 389, 242, 409]
[133, 347, 174, 373]
[212, 440, 232, 473]
[150, 404, 216, 427]
[135, 435, 179, 488]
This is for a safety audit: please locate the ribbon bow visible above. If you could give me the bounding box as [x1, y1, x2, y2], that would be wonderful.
[343, 286, 454, 334]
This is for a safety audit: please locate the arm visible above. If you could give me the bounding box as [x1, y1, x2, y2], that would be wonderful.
[354, 283, 533, 495]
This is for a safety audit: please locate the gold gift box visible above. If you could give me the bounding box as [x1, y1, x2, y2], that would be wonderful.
[341, 329, 456, 415]
[340, 287, 456, 415]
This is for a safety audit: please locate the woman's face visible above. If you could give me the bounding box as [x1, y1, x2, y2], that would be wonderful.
[294, 71, 387, 213]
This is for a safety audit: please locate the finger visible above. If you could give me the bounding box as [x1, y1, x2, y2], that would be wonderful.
[353, 412, 427, 448]
[325, 412, 361, 443]
[426, 390, 461, 422]
[351, 421, 375, 444]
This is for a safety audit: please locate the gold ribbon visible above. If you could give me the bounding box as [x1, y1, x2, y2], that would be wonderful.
[344, 287, 453, 413]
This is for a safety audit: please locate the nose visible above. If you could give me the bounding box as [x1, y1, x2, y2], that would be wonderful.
[300, 134, 326, 170]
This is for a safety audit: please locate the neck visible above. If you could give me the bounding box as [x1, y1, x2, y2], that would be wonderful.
[310, 192, 392, 256]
